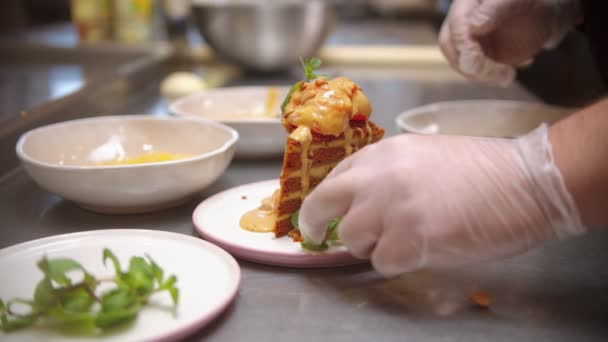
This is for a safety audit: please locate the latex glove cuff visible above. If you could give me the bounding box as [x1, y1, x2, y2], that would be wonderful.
[515, 123, 585, 238]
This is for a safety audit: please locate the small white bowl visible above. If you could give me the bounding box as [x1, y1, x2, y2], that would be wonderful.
[16, 115, 238, 214]
[396, 100, 573, 138]
[170, 86, 288, 159]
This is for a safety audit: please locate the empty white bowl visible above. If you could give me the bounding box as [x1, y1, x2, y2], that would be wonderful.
[16, 115, 238, 214]
[170, 86, 288, 159]
[396, 100, 573, 138]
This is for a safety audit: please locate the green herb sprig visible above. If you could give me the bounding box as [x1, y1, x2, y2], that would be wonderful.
[280, 57, 324, 113]
[0, 248, 178, 334]
[301, 57, 322, 81]
[291, 209, 341, 251]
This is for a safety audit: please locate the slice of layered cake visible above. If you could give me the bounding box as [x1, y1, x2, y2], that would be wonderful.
[239, 58, 384, 247]
[275, 75, 384, 240]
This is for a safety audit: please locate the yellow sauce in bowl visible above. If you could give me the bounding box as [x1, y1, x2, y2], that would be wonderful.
[99, 151, 194, 165]
[265, 87, 278, 117]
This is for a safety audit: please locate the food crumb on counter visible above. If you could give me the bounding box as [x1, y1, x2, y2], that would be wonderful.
[241, 195, 247, 200]
[470, 290, 491, 308]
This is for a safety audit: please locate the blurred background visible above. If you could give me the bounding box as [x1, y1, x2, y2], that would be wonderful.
[0, 0, 605, 123]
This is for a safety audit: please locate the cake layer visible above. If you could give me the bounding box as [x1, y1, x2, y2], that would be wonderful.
[282, 121, 383, 171]
[274, 120, 384, 237]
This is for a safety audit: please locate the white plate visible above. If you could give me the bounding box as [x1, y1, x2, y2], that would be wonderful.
[395, 100, 573, 138]
[193, 179, 363, 268]
[0, 230, 240, 342]
[169, 86, 288, 159]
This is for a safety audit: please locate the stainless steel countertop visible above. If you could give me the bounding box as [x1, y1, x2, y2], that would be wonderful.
[1, 20, 608, 342]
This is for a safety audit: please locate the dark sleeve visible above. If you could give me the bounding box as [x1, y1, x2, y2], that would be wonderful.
[580, 1, 608, 84]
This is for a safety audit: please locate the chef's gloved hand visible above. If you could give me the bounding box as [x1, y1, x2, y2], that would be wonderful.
[439, 0, 582, 86]
[298, 125, 585, 277]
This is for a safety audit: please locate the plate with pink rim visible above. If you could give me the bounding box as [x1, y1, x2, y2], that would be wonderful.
[192, 179, 364, 267]
[0, 229, 240, 342]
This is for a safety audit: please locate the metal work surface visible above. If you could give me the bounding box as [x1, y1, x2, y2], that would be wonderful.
[2, 58, 607, 341]
[2, 23, 608, 342]
[0, 42, 159, 123]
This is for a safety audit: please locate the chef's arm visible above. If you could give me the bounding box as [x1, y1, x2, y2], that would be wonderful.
[550, 98, 608, 228]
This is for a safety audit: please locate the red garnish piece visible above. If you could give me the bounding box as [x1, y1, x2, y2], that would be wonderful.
[351, 113, 367, 121]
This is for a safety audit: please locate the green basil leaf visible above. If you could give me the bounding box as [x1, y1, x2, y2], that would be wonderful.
[100, 288, 135, 312]
[291, 209, 300, 230]
[280, 82, 299, 113]
[1, 249, 180, 335]
[309, 57, 321, 70]
[327, 227, 339, 241]
[128, 257, 153, 277]
[292, 211, 340, 241]
[125, 257, 155, 296]
[36, 256, 49, 275]
[0, 312, 6, 331]
[160, 275, 179, 306]
[161, 275, 177, 289]
[95, 303, 140, 329]
[33, 277, 57, 307]
[39, 257, 87, 287]
[61, 288, 94, 313]
[145, 255, 163, 284]
[102, 248, 122, 277]
[47, 306, 95, 325]
[327, 217, 341, 240]
[83, 273, 97, 289]
[301, 240, 329, 252]
[327, 217, 341, 230]
[0, 314, 36, 332]
[166, 286, 179, 306]
[300, 57, 322, 81]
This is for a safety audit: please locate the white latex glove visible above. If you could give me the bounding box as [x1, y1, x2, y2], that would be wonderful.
[298, 125, 585, 277]
[439, 0, 582, 86]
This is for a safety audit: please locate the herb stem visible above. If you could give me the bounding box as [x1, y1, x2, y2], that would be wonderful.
[1, 248, 178, 334]
[56, 281, 100, 303]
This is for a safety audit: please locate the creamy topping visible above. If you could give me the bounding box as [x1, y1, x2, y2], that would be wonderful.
[289, 126, 313, 199]
[282, 77, 372, 136]
[289, 125, 312, 143]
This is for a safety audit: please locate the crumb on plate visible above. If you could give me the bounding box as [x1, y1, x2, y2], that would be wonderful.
[470, 290, 491, 308]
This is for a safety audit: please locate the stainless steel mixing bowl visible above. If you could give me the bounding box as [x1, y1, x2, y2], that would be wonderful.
[191, 0, 336, 71]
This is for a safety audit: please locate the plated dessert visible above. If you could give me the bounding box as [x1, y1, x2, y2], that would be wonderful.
[193, 58, 384, 266]
[241, 58, 384, 248]
[193, 179, 364, 267]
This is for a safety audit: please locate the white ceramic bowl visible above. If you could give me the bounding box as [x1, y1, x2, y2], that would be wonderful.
[170, 86, 288, 159]
[16, 115, 238, 214]
[396, 100, 573, 138]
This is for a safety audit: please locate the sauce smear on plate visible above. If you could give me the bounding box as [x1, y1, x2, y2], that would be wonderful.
[240, 189, 280, 232]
